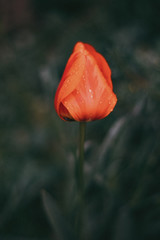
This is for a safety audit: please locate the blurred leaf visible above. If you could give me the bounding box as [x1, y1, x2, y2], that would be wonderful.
[41, 190, 75, 240]
[113, 206, 136, 240]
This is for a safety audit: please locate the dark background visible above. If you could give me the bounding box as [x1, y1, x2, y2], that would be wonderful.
[0, 0, 160, 239]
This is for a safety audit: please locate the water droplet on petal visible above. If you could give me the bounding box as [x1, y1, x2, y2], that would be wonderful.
[76, 89, 80, 95]
[88, 89, 94, 99]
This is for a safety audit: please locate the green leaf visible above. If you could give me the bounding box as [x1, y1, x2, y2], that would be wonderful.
[113, 206, 136, 240]
[41, 189, 75, 240]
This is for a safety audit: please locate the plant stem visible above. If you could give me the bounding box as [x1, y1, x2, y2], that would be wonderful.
[76, 121, 86, 240]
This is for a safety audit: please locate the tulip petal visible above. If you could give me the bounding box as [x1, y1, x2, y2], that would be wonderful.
[54, 50, 85, 120]
[54, 42, 117, 122]
[59, 103, 74, 121]
[62, 51, 117, 121]
[83, 43, 113, 89]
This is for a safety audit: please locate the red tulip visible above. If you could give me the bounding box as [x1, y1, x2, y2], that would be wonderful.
[54, 42, 117, 121]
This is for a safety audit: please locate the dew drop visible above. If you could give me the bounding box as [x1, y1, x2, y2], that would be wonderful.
[88, 88, 94, 99]
[66, 79, 70, 84]
[89, 89, 92, 93]
[76, 89, 79, 95]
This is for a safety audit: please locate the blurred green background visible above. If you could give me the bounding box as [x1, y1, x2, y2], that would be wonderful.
[0, 0, 160, 239]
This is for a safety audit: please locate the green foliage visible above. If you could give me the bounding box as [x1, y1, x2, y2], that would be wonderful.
[42, 190, 75, 240]
[0, 0, 160, 239]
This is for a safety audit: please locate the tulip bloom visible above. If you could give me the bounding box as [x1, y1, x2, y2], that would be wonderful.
[54, 42, 117, 121]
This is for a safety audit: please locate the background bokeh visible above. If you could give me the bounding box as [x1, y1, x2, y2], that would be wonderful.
[0, 0, 160, 239]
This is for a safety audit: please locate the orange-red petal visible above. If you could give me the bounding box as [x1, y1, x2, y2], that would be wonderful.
[54, 48, 85, 120]
[54, 42, 117, 121]
[83, 43, 113, 89]
[61, 47, 117, 121]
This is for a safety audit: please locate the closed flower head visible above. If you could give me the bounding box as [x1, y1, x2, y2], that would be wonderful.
[54, 42, 117, 121]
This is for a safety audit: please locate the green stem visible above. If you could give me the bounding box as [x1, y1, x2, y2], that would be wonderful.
[76, 121, 86, 240]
